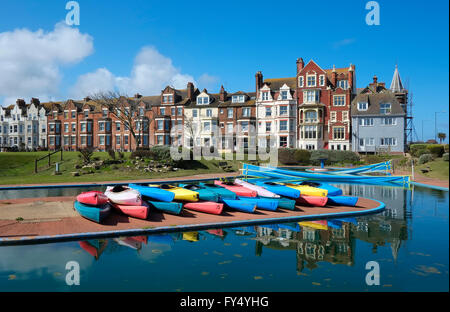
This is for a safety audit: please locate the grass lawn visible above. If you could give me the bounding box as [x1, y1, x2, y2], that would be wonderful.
[415, 158, 449, 181]
[0, 151, 249, 185]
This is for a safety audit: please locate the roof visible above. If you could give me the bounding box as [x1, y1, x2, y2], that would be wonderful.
[390, 65, 404, 93]
[351, 91, 406, 116]
[263, 77, 297, 90]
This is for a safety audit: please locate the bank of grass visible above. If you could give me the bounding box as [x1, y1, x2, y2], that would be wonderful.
[415, 158, 449, 181]
[0, 151, 251, 185]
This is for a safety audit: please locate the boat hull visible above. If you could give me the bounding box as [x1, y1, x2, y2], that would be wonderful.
[76, 191, 109, 206]
[147, 184, 199, 202]
[221, 198, 256, 213]
[327, 195, 359, 207]
[255, 182, 300, 199]
[214, 180, 257, 197]
[234, 179, 280, 198]
[74, 201, 111, 223]
[199, 183, 237, 199]
[110, 202, 149, 219]
[296, 181, 343, 196]
[105, 186, 142, 206]
[183, 202, 224, 215]
[238, 196, 278, 211]
[128, 183, 175, 202]
[146, 200, 183, 215]
[296, 195, 328, 207]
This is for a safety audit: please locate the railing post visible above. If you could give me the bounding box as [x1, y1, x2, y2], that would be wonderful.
[34, 159, 37, 173]
[48, 153, 50, 167]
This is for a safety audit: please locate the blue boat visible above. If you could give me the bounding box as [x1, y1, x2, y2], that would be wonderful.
[295, 181, 343, 196]
[278, 222, 301, 232]
[198, 183, 237, 199]
[265, 196, 296, 210]
[327, 195, 359, 207]
[327, 219, 343, 229]
[146, 200, 183, 215]
[147, 234, 174, 245]
[178, 184, 219, 202]
[254, 181, 300, 198]
[74, 201, 111, 223]
[128, 183, 175, 202]
[238, 196, 278, 211]
[221, 198, 255, 213]
[335, 217, 358, 225]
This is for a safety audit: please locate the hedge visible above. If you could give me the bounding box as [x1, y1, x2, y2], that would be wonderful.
[310, 149, 360, 165]
[278, 148, 311, 165]
[410, 144, 445, 157]
[426, 144, 445, 157]
[418, 153, 433, 164]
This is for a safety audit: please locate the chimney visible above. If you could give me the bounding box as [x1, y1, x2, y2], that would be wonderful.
[255, 71, 263, 94]
[31, 98, 40, 106]
[16, 99, 25, 107]
[219, 85, 227, 102]
[296, 58, 304, 73]
[134, 93, 142, 99]
[331, 65, 337, 86]
[84, 96, 91, 102]
[348, 64, 354, 89]
[187, 82, 194, 100]
[373, 75, 378, 85]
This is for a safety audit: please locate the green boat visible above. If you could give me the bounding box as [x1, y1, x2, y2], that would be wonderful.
[146, 200, 183, 215]
[198, 183, 237, 199]
[178, 184, 219, 202]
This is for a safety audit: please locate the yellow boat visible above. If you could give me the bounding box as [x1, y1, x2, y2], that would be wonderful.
[279, 183, 328, 197]
[298, 221, 328, 231]
[147, 184, 199, 202]
[182, 232, 199, 242]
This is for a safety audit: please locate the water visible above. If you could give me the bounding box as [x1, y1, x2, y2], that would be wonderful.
[0, 183, 448, 291]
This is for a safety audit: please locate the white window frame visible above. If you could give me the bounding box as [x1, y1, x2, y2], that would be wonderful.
[299, 76, 304, 87]
[333, 95, 346, 106]
[319, 75, 325, 86]
[358, 102, 368, 111]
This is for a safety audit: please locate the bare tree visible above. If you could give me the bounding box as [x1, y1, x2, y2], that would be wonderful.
[90, 91, 148, 150]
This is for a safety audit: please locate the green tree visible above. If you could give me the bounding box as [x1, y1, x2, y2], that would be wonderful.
[438, 132, 446, 144]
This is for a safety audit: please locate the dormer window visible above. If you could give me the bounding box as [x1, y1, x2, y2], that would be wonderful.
[262, 91, 269, 101]
[232, 95, 245, 103]
[307, 75, 316, 87]
[280, 91, 288, 100]
[197, 96, 209, 105]
[337, 80, 348, 90]
[163, 94, 173, 104]
[380, 103, 391, 115]
[358, 102, 368, 111]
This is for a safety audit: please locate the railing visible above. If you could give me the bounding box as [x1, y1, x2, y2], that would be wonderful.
[34, 149, 63, 173]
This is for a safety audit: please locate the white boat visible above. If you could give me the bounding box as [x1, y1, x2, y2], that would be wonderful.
[105, 185, 142, 206]
[234, 179, 280, 198]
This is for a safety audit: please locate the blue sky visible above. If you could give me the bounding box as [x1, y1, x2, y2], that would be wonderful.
[0, 0, 448, 141]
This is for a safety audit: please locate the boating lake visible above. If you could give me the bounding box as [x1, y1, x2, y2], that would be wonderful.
[0, 182, 448, 292]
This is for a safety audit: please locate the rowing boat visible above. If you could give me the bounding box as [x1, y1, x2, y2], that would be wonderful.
[128, 183, 175, 202]
[74, 201, 111, 223]
[147, 184, 199, 202]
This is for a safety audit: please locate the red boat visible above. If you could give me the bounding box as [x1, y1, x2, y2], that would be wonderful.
[78, 240, 108, 260]
[111, 201, 149, 219]
[129, 236, 148, 244]
[214, 180, 257, 197]
[183, 202, 224, 215]
[296, 195, 328, 207]
[76, 191, 109, 206]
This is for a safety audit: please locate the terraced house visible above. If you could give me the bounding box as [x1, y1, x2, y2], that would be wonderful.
[0, 98, 48, 151]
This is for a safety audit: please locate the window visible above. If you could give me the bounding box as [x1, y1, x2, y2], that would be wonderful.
[262, 91, 269, 101]
[232, 95, 245, 103]
[337, 80, 348, 90]
[64, 111, 68, 119]
[359, 138, 374, 146]
[227, 108, 233, 118]
[279, 106, 288, 116]
[299, 76, 304, 87]
[84, 110, 89, 118]
[206, 109, 212, 117]
[358, 102, 368, 111]
[305, 110, 317, 122]
[197, 96, 209, 105]
[265, 122, 271, 132]
[380, 137, 397, 146]
[116, 122, 121, 131]
[358, 118, 374, 126]
[160, 108, 165, 115]
[102, 109, 107, 118]
[193, 109, 198, 117]
[124, 135, 129, 145]
[240, 121, 249, 132]
[177, 107, 182, 115]
[319, 75, 325, 86]
[280, 137, 288, 147]
[64, 136, 69, 146]
[81, 136, 86, 145]
[171, 108, 175, 115]
[227, 123, 233, 133]
[64, 123, 69, 132]
[99, 122, 105, 131]
[330, 111, 337, 122]
[242, 107, 251, 117]
[139, 108, 145, 116]
[265, 107, 271, 117]
[380, 103, 391, 114]
[333, 127, 345, 140]
[99, 136, 105, 145]
[342, 111, 349, 121]
[157, 120, 164, 130]
[304, 90, 319, 103]
[304, 125, 317, 139]
[307, 75, 316, 87]
[72, 123, 76, 132]
[203, 122, 210, 131]
[279, 120, 288, 131]
[80, 123, 86, 132]
[333, 95, 345, 106]
[71, 111, 76, 118]
[280, 90, 288, 100]
[163, 94, 173, 103]
[381, 117, 396, 125]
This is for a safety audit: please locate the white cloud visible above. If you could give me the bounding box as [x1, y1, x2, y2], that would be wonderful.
[198, 73, 220, 90]
[0, 22, 94, 106]
[70, 46, 197, 98]
[332, 38, 356, 49]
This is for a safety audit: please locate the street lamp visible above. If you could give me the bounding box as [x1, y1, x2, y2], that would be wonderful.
[435, 111, 447, 142]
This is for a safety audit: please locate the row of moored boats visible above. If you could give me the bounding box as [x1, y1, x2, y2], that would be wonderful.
[73, 179, 359, 223]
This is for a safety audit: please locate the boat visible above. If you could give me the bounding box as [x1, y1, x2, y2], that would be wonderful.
[327, 195, 359, 207]
[129, 236, 148, 244]
[296, 195, 328, 207]
[298, 220, 328, 231]
[295, 181, 343, 196]
[327, 219, 343, 229]
[214, 180, 257, 197]
[178, 184, 220, 202]
[73, 201, 111, 223]
[147, 234, 174, 245]
[76, 191, 109, 206]
[254, 181, 300, 198]
[306, 161, 392, 175]
[242, 163, 410, 185]
[105, 185, 142, 206]
[278, 223, 301, 232]
[274, 197, 296, 210]
[183, 202, 224, 215]
[110, 201, 149, 219]
[128, 183, 175, 202]
[198, 183, 237, 199]
[205, 228, 226, 238]
[182, 231, 199, 242]
[146, 200, 183, 215]
[237, 196, 278, 211]
[146, 184, 199, 202]
[335, 217, 358, 225]
[221, 198, 256, 213]
[79, 240, 108, 259]
[114, 237, 141, 250]
[234, 179, 280, 198]
[279, 182, 328, 197]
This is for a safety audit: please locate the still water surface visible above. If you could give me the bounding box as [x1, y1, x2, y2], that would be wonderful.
[0, 183, 448, 291]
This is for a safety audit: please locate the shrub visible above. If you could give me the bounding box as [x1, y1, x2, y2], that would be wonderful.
[310, 149, 359, 165]
[443, 153, 449, 161]
[278, 148, 297, 165]
[410, 144, 428, 157]
[107, 149, 116, 160]
[426, 144, 445, 157]
[414, 148, 430, 157]
[418, 153, 433, 164]
[294, 149, 311, 165]
[444, 144, 449, 153]
[78, 148, 94, 164]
